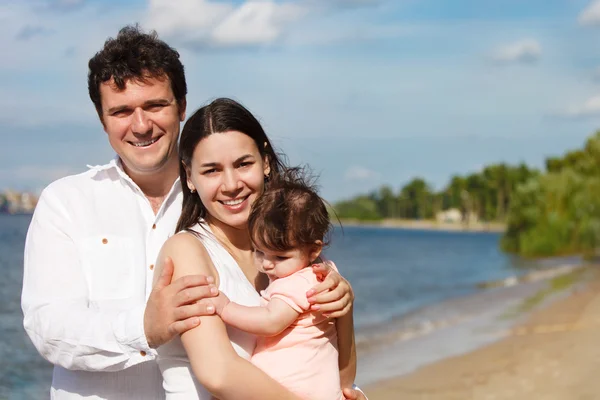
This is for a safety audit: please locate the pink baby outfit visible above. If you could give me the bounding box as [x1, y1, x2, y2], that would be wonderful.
[251, 266, 344, 400]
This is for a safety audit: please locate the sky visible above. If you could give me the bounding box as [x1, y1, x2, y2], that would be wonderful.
[2, 0, 600, 202]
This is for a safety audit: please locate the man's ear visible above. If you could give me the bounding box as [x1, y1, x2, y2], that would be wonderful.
[179, 98, 187, 121]
[310, 240, 323, 262]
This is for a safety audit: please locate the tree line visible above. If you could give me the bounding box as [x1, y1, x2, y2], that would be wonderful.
[334, 131, 600, 258]
[334, 165, 538, 223]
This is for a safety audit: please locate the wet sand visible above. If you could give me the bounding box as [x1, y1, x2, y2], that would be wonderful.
[364, 268, 600, 400]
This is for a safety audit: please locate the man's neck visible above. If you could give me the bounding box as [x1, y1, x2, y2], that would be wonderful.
[124, 157, 180, 214]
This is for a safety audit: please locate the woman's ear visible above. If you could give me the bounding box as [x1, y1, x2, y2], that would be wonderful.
[262, 142, 271, 177]
[183, 163, 195, 193]
[263, 156, 271, 177]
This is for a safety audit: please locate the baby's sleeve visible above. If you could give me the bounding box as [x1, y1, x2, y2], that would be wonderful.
[266, 269, 317, 313]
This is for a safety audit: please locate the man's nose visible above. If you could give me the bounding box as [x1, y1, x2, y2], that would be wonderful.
[131, 108, 153, 135]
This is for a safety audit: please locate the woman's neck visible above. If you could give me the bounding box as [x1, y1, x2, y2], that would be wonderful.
[206, 217, 269, 291]
[205, 216, 253, 255]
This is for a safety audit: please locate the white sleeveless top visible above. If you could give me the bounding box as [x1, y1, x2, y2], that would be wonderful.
[157, 222, 262, 399]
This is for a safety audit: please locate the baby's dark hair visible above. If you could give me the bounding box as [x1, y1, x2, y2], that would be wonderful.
[248, 167, 331, 252]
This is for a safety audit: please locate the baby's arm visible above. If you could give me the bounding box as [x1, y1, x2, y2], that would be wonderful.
[214, 294, 299, 337]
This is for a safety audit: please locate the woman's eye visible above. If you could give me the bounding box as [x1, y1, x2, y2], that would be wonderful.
[202, 169, 217, 175]
[276, 256, 288, 261]
[238, 161, 253, 168]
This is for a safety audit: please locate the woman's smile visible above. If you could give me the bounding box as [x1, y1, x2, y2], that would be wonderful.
[218, 195, 250, 212]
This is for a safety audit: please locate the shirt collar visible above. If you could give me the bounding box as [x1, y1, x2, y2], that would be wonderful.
[87, 155, 181, 194]
[86, 155, 121, 174]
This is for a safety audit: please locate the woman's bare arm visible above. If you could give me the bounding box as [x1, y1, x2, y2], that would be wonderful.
[155, 233, 302, 400]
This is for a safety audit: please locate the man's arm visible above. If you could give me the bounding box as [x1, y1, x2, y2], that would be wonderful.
[337, 306, 357, 389]
[309, 261, 361, 395]
[21, 187, 213, 371]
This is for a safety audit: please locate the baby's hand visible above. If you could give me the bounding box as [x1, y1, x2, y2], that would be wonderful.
[211, 292, 231, 316]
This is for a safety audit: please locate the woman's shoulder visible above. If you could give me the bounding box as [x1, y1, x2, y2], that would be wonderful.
[160, 231, 216, 276]
[164, 230, 205, 251]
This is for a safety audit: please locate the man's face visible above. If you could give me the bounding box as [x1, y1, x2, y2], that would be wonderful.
[99, 76, 185, 178]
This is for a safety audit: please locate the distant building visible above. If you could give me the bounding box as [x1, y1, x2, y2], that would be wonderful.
[0, 190, 38, 214]
[0, 193, 7, 213]
[436, 208, 462, 223]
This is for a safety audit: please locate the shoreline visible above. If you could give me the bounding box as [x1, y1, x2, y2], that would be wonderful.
[339, 218, 506, 233]
[362, 265, 600, 399]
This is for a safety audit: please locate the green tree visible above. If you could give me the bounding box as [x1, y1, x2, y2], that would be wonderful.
[399, 178, 434, 219]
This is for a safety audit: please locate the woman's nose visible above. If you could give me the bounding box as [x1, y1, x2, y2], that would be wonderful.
[222, 169, 241, 192]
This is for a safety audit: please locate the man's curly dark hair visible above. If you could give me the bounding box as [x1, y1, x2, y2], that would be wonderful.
[87, 24, 187, 119]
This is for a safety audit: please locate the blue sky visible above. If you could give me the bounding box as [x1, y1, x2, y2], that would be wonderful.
[2, 0, 600, 201]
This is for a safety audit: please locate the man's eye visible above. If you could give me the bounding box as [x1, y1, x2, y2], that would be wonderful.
[147, 104, 165, 111]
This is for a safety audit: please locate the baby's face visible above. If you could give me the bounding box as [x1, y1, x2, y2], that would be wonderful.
[254, 247, 312, 279]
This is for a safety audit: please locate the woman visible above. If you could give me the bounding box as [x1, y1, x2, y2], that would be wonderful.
[154, 98, 360, 399]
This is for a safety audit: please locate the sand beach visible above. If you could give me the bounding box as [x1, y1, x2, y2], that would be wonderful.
[340, 218, 506, 233]
[363, 267, 600, 400]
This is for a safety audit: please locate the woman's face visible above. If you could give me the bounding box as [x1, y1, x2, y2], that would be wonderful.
[186, 131, 270, 230]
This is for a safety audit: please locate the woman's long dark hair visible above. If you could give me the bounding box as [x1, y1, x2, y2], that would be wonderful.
[175, 98, 286, 233]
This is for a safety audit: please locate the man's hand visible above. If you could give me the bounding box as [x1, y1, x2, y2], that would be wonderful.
[306, 261, 354, 318]
[343, 387, 368, 400]
[144, 257, 219, 348]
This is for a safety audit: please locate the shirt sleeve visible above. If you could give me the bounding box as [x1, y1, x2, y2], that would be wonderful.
[21, 186, 154, 372]
[265, 269, 317, 313]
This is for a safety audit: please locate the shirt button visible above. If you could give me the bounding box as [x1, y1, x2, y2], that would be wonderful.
[149, 264, 154, 270]
[102, 238, 108, 244]
[152, 224, 157, 230]
[140, 351, 147, 357]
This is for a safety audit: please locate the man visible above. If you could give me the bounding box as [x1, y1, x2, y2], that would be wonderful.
[22, 25, 365, 399]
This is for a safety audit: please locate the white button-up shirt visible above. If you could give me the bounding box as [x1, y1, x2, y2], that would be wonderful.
[22, 158, 183, 399]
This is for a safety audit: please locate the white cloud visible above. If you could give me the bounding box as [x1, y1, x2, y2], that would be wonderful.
[15, 25, 53, 41]
[579, 1, 600, 26]
[489, 39, 542, 64]
[211, 2, 306, 46]
[145, 0, 232, 43]
[145, 0, 308, 48]
[344, 166, 380, 181]
[562, 95, 600, 117]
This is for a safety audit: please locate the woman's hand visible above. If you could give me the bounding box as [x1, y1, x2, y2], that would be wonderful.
[306, 261, 354, 318]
